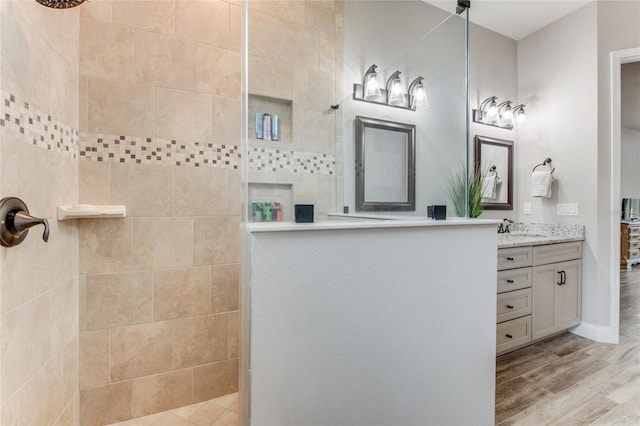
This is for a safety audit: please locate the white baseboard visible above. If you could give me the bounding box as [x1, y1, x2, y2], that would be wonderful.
[571, 321, 619, 344]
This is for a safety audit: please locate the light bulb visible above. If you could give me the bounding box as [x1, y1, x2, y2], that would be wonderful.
[364, 74, 381, 100]
[516, 109, 526, 123]
[485, 100, 498, 123]
[388, 78, 405, 106]
[412, 84, 428, 108]
[501, 105, 513, 127]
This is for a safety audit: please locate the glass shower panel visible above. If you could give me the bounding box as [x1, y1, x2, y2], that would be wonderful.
[242, 0, 467, 223]
[339, 0, 467, 217]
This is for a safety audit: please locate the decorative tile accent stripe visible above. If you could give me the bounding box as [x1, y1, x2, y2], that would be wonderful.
[80, 133, 241, 169]
[248, 146, 335, 175]
[80, 133, 336, 175]
[0, 90, 79, 159]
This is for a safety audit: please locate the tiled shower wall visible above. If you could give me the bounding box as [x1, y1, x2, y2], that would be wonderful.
[77, 0, 241, 424]
[0, 1, 80, 425]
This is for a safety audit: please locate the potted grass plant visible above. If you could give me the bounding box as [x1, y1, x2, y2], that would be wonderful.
[446, 162, 484, 218]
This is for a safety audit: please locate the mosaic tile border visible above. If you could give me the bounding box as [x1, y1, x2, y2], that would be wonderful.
[81, 133, 336, 175]
[0, 90, 79, 159]
[248, 146, 335, 175]
[80, 133, 241, 169]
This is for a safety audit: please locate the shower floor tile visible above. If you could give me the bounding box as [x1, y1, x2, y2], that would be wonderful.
[107, 392, 239, 426]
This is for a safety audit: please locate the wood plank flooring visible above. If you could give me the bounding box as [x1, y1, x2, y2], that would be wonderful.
[496, 267, 640, 425]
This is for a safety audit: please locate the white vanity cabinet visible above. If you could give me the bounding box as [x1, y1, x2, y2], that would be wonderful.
[496, 241, 582, 355]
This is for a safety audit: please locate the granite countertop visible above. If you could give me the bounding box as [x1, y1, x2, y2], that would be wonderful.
[497, 223, 585, 248]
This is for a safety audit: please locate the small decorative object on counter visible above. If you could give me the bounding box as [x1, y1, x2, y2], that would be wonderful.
[295, 204, 314, 223]
[427, 205, 446, 220]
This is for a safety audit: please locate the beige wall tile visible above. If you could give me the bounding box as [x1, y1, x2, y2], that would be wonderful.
[63, 339, 79, 408]
[80, 76, 88, 132]
[192, 359, 239, 403]
[134, 31, 195, 91]
[80, 17, 134, 82]
[132, 218, 194, 270]
[154, 87, 212, 142]
[226, 311, 239, 359]
[211, 264, 239, 314]
[49, 280, 79, 357]
[248, 10, 279, 59]
[153, 267, 211, 321]
[110, 322, 173, 381]
[1, 394, 19, 426]
[110, 162, 173, 217]
[292, 66, 332, 112]
[86, 271, 152, 330]
[79, 218, 134, 274]
[212, 410, 238, 426]
[132, 369, 193, 417]
[80, 0, 112, 22]
[194, 216, 240, 266]
[173, 315, 227, 369]
[195, 45, 240, 99]
[227, 170, 242, 216]
[172, 166, 229, 217]
[17, 357, 63, 426]
[176, 0, 229, 48]
[318, 31, 336, 74]
[79, 159, 110, 205]
[80, 330, 110, 389]
[112, 0, 175, 36]
[49, 48, 80, 129]
[229, 4, 242, 53]
[79, 275, 87, 331]
[303, 109, 335, 154]
[276, 21, 316, 69]
[1, 294, 49, 403]
[80, 381, 132, 426]
[52, 398, 76, 426]
[248, 56, 292, 100]
[213, 97, 241, 145]
[305, 0, 336, 34]
[87, 78, 154, 137]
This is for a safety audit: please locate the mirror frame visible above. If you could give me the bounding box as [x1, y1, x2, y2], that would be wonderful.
[355, 116, 416, 211]
[474, 135, 514, 210]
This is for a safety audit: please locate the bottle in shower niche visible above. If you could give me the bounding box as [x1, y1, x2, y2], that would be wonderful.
[263, 114, 272, 141]
[273, 201, 283, 221]
[271, 115, 279, 141]
[263, 202, 273, 222]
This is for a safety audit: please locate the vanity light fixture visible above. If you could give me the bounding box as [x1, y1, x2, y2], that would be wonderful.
[408, 77, 428, 108]
[353, 65, 426, 111]
[473, 96, 525, 130]
[362, 64, 382, 100]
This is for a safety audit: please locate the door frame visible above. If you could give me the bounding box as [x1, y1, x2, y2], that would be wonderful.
[610, 47, 640, 344]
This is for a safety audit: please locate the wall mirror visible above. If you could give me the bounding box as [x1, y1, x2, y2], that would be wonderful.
[355, 116, 416, 211]
[474, 135, 513, 210]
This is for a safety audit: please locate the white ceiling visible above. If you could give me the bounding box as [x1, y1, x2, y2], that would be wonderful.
[424, 0, 592, 41]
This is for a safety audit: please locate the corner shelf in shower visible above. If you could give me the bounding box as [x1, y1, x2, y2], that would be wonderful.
[57, 204, 126, 220]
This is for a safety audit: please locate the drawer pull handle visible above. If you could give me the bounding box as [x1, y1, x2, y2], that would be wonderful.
[506, 257, 515, 261]
[506, 279, 514, 283]
[506, 305, 514, 309]
[506, 334, 513, 339]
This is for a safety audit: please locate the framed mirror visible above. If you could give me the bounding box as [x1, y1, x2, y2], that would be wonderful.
[355, 116, 416, 211]
[474, 135, 513, 210]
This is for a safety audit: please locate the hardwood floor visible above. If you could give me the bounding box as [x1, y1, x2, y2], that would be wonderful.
[495, 267, 640, 425]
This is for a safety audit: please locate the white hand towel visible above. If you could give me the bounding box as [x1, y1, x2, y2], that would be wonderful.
[482, 175, 497, 199]
[531, 170, 553, 198]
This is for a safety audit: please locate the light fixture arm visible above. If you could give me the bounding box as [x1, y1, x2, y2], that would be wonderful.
[479, 96, 498, 112]
[407, 76, 424, 95]
[362, 64, 378, 86]
[497, 100, 512, 112]
[385, 71, 402, 92]
[513, 104, 526, 113]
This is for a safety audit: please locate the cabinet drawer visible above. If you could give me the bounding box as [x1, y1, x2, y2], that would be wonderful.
[533, 241, 582, 266]
[497, 288, 532, 323]
[630, 240, 640, 250]
[629, 232, 640, 242]
[497, 316, 531, 353]
[498, 247, 533, 270]
[497, 268, 532, 294]
[628, 249, 640, 260]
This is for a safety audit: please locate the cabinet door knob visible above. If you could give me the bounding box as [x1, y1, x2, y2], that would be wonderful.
[506, 334, 513, 339]
[506, 279, 514, 283]
[506, 305, 514, 309]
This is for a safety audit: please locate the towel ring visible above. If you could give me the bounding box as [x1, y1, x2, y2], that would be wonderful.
[533, 158, 555, 174]
[489, 165, 500, 179]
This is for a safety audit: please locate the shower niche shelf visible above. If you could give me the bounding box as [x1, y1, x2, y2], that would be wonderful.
[248, 94, 292, 145]
[57, 204, 126, 220]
